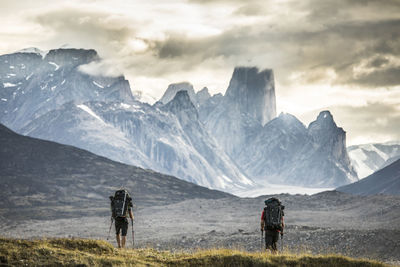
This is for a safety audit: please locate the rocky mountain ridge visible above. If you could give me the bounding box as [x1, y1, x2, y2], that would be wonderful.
[1, 48, 358, 191]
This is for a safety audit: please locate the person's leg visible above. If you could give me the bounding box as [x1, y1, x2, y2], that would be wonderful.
[115, 218, 122, 248]
[265, 231, 273, 251]
[271, 241, 277, 254]
[120, 219, 128, 248]
[121, 236, 126, 248]
[116, 234, 121, 248]
[271, 231, 279, 254]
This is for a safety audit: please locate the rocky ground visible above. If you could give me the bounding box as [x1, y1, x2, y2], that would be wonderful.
[1, 191, 399, 265]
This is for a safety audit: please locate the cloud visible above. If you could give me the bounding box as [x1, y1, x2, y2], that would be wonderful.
[78, 60, 123, 77]
[0, 0, 399, 144]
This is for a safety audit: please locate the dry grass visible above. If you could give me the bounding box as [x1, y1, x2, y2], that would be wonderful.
[0, 237, 390, 266]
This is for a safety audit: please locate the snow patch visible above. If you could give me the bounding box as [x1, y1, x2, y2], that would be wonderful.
[48, 62, 60, 71]
[9, 66, 14, 69]
[61, 79, 66, 85]
[26, 73, 33, 80]
[1, 98, 7, 102]
[77, 104, 105, 124]
[92, 81, 104, 88]
[120, 103, 130, 109]
[3, 82, 16, 88]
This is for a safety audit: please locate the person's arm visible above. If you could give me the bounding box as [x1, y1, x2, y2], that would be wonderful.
[260, 210, 265, 230]
[129, 208, 134, 220]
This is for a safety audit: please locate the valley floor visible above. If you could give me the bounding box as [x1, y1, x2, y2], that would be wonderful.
[1, 191, 399, 265]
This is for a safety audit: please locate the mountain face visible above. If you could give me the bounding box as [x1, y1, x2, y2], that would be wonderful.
[347, 141, 400, 178]
[204, 67, 276, 157]
[232, 112, 358, 187]
[224, 67, 276, 125]
[20, 94, 252, 191]
[199, 66, 355, 187]
[198, 92, 223, 123]
[0, 49, 358, 191]
[196, 87, 211, 106]
[337, 158, 400, 196]
[158, 82, 198, 106]
[0, 123, 232, 219]
[0, 48, 134, 130]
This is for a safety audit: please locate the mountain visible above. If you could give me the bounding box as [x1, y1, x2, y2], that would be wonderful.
[198, 66, 356, 187]
[160, 91, 253, 189]
[347, 141, 400, 178]
[20, 95, 252, 191]
[196, 87, 211, 106]
[158, 82, 198, 106]
[0, 48, 134, 130]
[198, 92, 223, 123]
[233, 112, 358, 187]
[0, 49, 358, 191]
[204, 67, 276, 156]
[0, 123, 232, 219]
[337, 158, 400, 195]
[0, 48, 252, 192]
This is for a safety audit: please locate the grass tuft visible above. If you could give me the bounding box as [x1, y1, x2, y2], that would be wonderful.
[0, 237, 390, 266]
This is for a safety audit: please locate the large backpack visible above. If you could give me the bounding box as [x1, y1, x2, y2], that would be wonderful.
[110, 189, 132, 218]
[263, 198, 283, 230]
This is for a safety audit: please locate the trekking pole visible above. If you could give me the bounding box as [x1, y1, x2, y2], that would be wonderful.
[107, 217, 113, 240]
[131, 218, 134, 248]
[261, 230, 264, 251]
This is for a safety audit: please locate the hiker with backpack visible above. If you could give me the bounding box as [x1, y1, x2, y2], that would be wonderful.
[109, 189, 134, 249]
[261, 197, 285, 253]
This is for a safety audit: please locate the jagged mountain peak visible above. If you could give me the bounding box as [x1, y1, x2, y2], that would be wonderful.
[225, 67, 274, 97]
[163, 90, 198, 118]
[262, 112, 307, 137]
[196, 87, 211, 106]
[159, 82, 197, 106]
[310, 110, 337, 127]
[224, 66, 276, 126]
[308, 110, 344, 141]
[277, 112, 302, 122]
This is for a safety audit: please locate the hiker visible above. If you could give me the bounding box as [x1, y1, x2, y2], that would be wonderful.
[109, 189, 134, 248]
[261, 197, 285, 253]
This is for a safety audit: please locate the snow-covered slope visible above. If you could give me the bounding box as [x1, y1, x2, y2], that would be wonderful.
[21, 95, 253, 191]
[0, 48, 134, 130]
[348, 141, 400, 178]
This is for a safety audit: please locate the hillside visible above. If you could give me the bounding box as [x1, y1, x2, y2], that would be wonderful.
[0, 123, 232, 220]
[337, 158, 400, 195]
[0, 238, 388, 267]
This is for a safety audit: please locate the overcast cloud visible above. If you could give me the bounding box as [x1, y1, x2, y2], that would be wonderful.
[0, 0, 399, 145]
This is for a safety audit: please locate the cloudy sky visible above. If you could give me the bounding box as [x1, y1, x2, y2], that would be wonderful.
[1, 0, 399, 145]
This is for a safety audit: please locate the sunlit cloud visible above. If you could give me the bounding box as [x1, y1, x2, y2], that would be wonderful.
[0, 0, 399, 145]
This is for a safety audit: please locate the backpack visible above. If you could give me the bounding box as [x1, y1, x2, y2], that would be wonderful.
[110, 189, 132, 218]
[263, 197, 284, 230]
